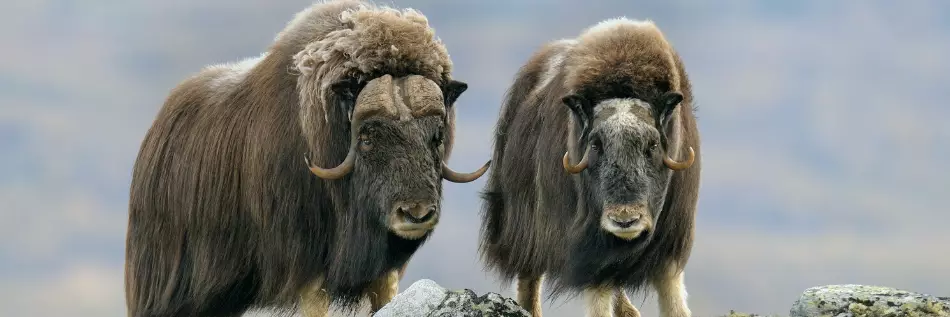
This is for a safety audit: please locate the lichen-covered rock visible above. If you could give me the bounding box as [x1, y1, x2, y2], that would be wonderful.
[789, 284, 950, 317]
[428, 289, 529, 317]
[373, 279, 529, 317]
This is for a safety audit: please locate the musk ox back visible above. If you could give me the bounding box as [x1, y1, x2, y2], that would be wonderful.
[125, 1, 489, 316]
[478, 18, 701, 317]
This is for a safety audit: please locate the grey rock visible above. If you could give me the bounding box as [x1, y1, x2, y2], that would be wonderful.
[373, 279, 529, 317]
[789, 284, 950, 317]
[372, 279, 448, 316]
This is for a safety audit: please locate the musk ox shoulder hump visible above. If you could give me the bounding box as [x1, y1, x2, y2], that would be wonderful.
[529, 39, 577, 100]
[202, 52, 269, 97]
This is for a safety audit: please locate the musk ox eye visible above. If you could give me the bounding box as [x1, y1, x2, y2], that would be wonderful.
[359, 136, 373, 151]
[432, 130, 444, 146]
[645, 140, 658, 156]
[591, 139, 603, 152]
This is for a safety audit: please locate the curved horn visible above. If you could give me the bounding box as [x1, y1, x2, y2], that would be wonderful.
[306, 144, 357, 180]
[442, 160, 491, 183]
[663, 146, 695, 171]
[306, 111, 372, 180]
[563, 145, 591, 174]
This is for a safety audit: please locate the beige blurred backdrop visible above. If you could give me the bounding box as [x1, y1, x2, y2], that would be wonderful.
[1, 0, 948, 316]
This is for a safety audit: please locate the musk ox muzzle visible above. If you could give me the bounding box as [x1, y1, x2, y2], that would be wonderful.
[388, 200, 439, 240]
[601, 203, 653, 241]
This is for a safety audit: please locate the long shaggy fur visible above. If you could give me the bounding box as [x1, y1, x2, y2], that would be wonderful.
[125, 1, 460, 316]
[478, 18, 702, 299]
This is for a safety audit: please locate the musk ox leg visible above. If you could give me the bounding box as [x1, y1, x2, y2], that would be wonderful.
[583, 285, 616, 317]
[367, 269, 401, 313]
[652, 265, 692, 317]
[299, 278, 330, 317]
[516, 274, 543, 317]
[613, 289, 642, 317]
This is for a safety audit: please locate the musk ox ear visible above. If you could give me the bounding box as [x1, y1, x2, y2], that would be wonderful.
[330, 77, 362, 100]
[657, 91, 683, 130]
[330, 78, 362, 121]
[443, 80, 468, 107]
[562, 94, 593, 136]
[562, 94, 591, 118]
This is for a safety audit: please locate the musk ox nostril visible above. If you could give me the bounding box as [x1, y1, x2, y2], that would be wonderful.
[414, 206, 436, 223]
[395, 203, 437, 224]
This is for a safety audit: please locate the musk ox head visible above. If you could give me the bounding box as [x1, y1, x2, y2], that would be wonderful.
[289, 4, 489, 242]
[305, 74, 488, 240]
[561, 92, 694, 242]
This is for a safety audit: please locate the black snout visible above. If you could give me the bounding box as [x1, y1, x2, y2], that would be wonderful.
[394, 202, 438, 224]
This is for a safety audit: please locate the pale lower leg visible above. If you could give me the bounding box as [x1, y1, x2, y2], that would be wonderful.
[613, 289, 641, 317]
[299, 278, 330, 317]
[516, 275, 543, 317]
[653, 268, 692, 317]
[583, 286, 615, 317]
[367, 269, 401, 313]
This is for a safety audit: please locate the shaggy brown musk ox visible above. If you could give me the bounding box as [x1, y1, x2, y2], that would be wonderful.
[478, 18, 701, 317]
[124, 1, 489, 316]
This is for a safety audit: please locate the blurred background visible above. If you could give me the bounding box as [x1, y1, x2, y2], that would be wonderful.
[2, 0, 948, 316]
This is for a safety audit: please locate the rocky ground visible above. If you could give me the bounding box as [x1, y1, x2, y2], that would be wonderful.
[373, 279, 528, 317]
[374, 280, 950, 317]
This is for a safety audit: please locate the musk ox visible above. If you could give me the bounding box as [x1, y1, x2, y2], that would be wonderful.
[478, 18, 701, 317]
[124, 1, 489, 316]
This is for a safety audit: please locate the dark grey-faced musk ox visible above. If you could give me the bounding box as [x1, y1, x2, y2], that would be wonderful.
[478, 17, 701, 317]
[124, 1, 490, 316]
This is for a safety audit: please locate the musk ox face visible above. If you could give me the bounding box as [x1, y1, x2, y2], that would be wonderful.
[352, 115, 445, 240]
[306, 74, 486, 240]
[562, 92, 694, 241]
